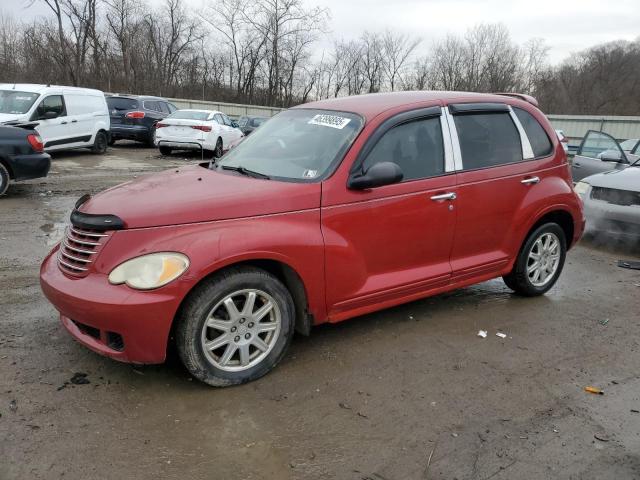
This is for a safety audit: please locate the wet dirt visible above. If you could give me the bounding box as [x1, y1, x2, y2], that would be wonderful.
[1, 144, 639, 479]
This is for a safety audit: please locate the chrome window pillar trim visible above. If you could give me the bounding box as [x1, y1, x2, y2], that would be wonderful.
[439, 110, 455, 173]
[442, 107, 463, 171]
[508, 105, 535, 159]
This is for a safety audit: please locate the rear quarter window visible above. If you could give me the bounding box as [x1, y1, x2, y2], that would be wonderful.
[513, 107, 553, 157]
[454, 112, 522, 170]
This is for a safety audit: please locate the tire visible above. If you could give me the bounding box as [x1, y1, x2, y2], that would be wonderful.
[214, 137, 223, 158]
[502, 223, 567, 296]
[176, 267, 295, 387]
[159, 146, 172, 156]
[0, 162, 10, 196]
[146, 127, 157, 147]
[91, 131, 108, 154]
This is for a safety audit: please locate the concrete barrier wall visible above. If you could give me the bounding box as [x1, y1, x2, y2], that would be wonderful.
[167, 98, 283, 118]
[547, 114, 640, 144]
[166, 97, 640, 144]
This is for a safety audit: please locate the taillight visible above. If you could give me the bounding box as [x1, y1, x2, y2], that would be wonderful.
[191, 125, 212, 132]
[156, 123, 167, 128]
[27, 134, 44, 152]
[125, 111, 145, 119]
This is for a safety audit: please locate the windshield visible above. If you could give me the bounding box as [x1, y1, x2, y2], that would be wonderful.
[620, 139, 638, 151]
[218, 109, 363, 181]
[168, 110, 211, 121]
[0, 90, 39, 115]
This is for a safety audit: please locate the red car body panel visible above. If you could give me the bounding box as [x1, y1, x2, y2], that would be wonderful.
[40, 91, 584, 364]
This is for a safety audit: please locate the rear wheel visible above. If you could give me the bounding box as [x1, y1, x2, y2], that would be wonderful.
[214, 137, 223, 158]
[91, 131, 108, 154]
[503, 223, 567, 296]
[0, 163, 10, 196]
[176, 267, 295, 387]
[159, 146, 172, 156]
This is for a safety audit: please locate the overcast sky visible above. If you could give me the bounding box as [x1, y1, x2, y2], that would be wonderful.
[2, 0, 639, 63]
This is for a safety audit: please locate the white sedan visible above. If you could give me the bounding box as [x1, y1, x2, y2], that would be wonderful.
[155, 109, 244, 157]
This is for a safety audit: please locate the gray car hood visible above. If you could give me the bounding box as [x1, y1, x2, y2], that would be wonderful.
[584, 166, 640, 192]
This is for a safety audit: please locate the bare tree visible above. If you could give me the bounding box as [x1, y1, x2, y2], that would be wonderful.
[382, 30, 420, 91]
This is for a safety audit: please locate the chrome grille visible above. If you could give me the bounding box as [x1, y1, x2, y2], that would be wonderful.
[58, 227, 111, 277]
[591, 187, 640, 207]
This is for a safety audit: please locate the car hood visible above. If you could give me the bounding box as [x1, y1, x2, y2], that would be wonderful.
[584, 166, 640, 192]
[0, 113, 26, 123]
[78, 165, 321, 229]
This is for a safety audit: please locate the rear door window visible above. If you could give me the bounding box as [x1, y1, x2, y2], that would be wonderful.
[513, 107, 553, 157]
[143, 101, 161, 112]
[362, 117, 445, 181]
[454, 112, 522, 170]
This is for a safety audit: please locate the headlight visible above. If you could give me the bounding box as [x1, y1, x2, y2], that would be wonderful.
[573, 181, 590, 195]
[108, 253, 189, 290]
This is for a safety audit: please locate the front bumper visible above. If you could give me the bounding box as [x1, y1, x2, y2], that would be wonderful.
[10, 153, 51, 181]
[40, 247, 181, 364]
[583, 196, 640, 236]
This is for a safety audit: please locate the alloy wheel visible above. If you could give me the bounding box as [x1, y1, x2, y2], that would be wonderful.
[526, 232, 561, 287]
[200, 289, 281, 372]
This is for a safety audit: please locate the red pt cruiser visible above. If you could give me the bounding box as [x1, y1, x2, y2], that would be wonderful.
[41, 92, 584, 386]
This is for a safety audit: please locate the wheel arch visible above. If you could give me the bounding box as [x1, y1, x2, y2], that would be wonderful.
[524, 208, 575, 250]
[0, 156, 14, 179]
[169, 257, 314, 356]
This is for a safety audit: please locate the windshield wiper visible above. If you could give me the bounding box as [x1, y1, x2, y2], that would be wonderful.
[221, 165, 271, 179]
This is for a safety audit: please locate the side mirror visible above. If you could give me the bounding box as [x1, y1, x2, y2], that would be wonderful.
[348, 162, 403, 190]
[41, 110, 59, 120]
[599, 151, 623, 162]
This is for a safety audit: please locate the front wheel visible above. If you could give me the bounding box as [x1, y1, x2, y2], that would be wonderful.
[91, 131, 108, 154]
[176, 267, 295, 387]
[503, 223, 567, 296]
[0, 162, 10, 196]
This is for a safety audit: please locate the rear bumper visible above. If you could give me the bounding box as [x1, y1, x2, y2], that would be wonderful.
[156, 138, 213, 150]
[9, 153, 51, 181]
[39, 247, 180, 364]
[110, 125, 150, 140]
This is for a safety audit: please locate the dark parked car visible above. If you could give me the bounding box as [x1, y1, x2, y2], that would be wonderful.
[0, 125, 51, 196]
[106, 95, 177, 146]
[237, 115, 268, 136]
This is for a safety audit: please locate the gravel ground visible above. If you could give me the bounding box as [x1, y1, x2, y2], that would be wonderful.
[1, 143, 639, 480]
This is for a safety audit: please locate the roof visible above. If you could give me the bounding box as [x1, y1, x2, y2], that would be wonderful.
[295, 91, 536, 121]
[106, 94, 167, 100]
[0, 83, 103, 95]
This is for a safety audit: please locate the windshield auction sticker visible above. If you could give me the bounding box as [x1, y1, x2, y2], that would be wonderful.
[308, 114, 351, 129]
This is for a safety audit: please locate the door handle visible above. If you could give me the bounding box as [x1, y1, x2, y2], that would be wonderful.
[521, 176, 540, 185]
[573, 162, 581, 168]
[430, 192, 457, 201]
[71, 120, 78, 123]
[60, 121, 68, 125]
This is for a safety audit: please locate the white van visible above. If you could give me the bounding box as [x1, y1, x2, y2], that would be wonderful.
[0, 84, 110, 153]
